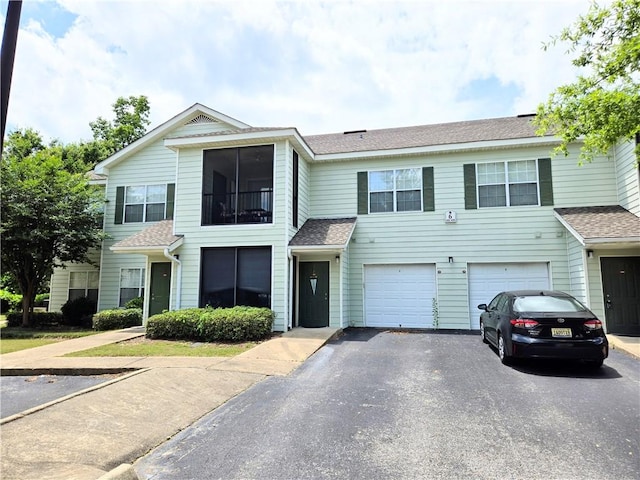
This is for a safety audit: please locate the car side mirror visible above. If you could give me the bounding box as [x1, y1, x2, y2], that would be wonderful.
[477, 303, 488, 311]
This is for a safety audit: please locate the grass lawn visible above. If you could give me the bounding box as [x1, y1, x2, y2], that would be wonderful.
[65, 337, 259, 357]
[0, 327, 98, 354]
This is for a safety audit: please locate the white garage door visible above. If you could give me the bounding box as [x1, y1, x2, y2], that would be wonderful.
[468, 263, 550, 328]
[364, 264, 436, 328]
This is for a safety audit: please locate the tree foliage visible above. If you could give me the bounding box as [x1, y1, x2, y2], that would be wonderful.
[90, 95, 151, 157]
[0, 131, 104, 326]
[534, 0, 640, 164]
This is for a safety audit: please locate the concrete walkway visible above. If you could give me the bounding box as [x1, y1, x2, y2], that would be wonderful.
[0, 326, 341, 480]
[0, 328, 637, 480]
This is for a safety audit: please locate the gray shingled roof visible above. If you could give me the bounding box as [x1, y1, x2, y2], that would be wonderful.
[111, 220, 183, 250]
[162, 115, 546, 156]
[289, 218, 357, 247]
[554, 206, 640, 242]
[303, 115, 544, 155]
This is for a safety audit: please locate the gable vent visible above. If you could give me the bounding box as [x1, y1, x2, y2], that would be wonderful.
[186, 114, 218, 125]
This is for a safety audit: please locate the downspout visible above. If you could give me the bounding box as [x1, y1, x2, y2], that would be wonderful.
[287, 247, 293, 330]
[164, 247, 182, 310]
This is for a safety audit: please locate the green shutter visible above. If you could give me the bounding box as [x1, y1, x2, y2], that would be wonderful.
[165, 183, 175, 219]
[115, 186, 125, 224]
[422, 167, 435, 212]
[538, 158, 554, 206]
[463, 164, 477, 210]
[357, 171, 368, 215]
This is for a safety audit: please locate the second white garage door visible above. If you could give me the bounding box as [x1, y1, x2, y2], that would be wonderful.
[468, 262, 550, 329]
[364, 264, 436, 328]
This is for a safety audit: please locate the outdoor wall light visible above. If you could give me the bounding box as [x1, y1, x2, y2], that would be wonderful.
[448, 256, 454, 264]
[586, 250, 594, 259]
[335, 255, 340, 263]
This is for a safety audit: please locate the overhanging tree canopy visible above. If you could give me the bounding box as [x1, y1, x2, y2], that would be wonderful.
[0, 131, 104, 327]
[534, 0, 640, 164]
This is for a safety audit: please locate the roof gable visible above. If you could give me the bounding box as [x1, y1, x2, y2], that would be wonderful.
[94, 103, 250, 174]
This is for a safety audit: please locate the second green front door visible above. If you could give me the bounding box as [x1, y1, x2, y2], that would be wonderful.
[299, 261, 329, 328]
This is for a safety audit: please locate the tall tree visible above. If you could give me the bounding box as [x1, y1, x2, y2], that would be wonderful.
[0, 130, 104, 326]
[90, 95, 151, 157]
[534, 0, 640, 164]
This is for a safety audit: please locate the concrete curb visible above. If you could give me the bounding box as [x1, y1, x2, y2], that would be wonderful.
[97, 464, 139, 480]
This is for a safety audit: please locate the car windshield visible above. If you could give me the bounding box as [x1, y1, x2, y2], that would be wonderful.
[513, 295, 587, 313]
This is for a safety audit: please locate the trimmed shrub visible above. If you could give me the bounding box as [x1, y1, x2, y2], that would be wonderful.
[125, 296, 143, 309]
[61, 296, 97, 326]
[146, 308, 201, 340]
[0, 289, 22, 313]
[146, 306, 275, 342]
[92, 308, 143, 331]
[6, 311, 65, 328]
[199, 306, 274, 341]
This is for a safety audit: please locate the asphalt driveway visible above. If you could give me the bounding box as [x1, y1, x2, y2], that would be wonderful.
[136, 329, 640, 479]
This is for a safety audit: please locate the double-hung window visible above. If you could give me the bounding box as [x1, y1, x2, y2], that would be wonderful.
[68, 271, 99, 302]
[477, 160, 539, 208]
[125, 185, 167, 222]
[115, 184, 175, 224]
[369, 168, 422, 213]
[119, 268, 145, 307]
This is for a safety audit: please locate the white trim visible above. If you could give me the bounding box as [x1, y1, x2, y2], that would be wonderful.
[164, 128, 315, 161]
[554, 212, 586, 246]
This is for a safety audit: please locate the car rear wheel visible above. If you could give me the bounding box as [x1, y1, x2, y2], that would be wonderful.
[480, 321, 488, 344]
[498, 333, 511, 365]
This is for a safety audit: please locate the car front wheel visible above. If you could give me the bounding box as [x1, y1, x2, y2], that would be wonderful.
[498, 333, 511, 365]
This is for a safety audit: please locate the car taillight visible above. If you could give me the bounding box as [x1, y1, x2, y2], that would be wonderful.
[584, 319, 603, 330]
[510, 319, 539, 328]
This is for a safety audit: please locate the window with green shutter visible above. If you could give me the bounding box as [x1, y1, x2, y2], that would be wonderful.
[357, 167, 433, 214]
[114, 183, 175, 224]
[464, 159, 553, 209]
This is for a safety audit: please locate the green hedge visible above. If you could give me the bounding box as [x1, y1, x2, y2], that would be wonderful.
[6, 311, 65, 328]
[146, 306, 275, 342]
[92, 309, 143, 331]
[0, 289, 22, 313]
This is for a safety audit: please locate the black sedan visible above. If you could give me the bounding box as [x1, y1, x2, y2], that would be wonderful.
[478, 290, 608, 367]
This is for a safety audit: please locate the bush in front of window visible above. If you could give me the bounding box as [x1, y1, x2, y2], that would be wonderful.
[146, 306, 275, 342]
[61, 296, 97, 327]
[92, 308, 143, 331]
[124, 296, 143, 309]
[6, 311, 64, 328]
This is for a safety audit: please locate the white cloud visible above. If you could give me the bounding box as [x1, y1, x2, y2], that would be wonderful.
[4, 0, 590, 143]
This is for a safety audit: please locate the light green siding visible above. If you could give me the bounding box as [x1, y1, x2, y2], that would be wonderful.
[614, 140, 639, 215]
[309, 146, 617, 329]
[48, 250, 101, 312]
[171, 141, 290, 330]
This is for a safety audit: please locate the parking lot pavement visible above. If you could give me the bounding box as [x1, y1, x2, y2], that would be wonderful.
[136, 329, 640, 480]
[0, 374, 119, 419]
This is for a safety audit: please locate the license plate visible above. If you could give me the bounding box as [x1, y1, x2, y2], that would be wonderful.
[552, 328, 572, 338]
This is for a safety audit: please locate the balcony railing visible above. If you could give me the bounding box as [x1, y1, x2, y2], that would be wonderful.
[202, 189, 273, 225]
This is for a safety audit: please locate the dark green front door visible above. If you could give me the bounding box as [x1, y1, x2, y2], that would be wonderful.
[299, 262, 329, 328]
[150, 262, 171, 317]
[601, 257, 640, 336]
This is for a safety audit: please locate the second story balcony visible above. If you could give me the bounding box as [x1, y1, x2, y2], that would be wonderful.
[202, 189, 273, 225]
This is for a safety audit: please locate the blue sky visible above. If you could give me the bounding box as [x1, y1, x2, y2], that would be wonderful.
[2, 0, 592, 143]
